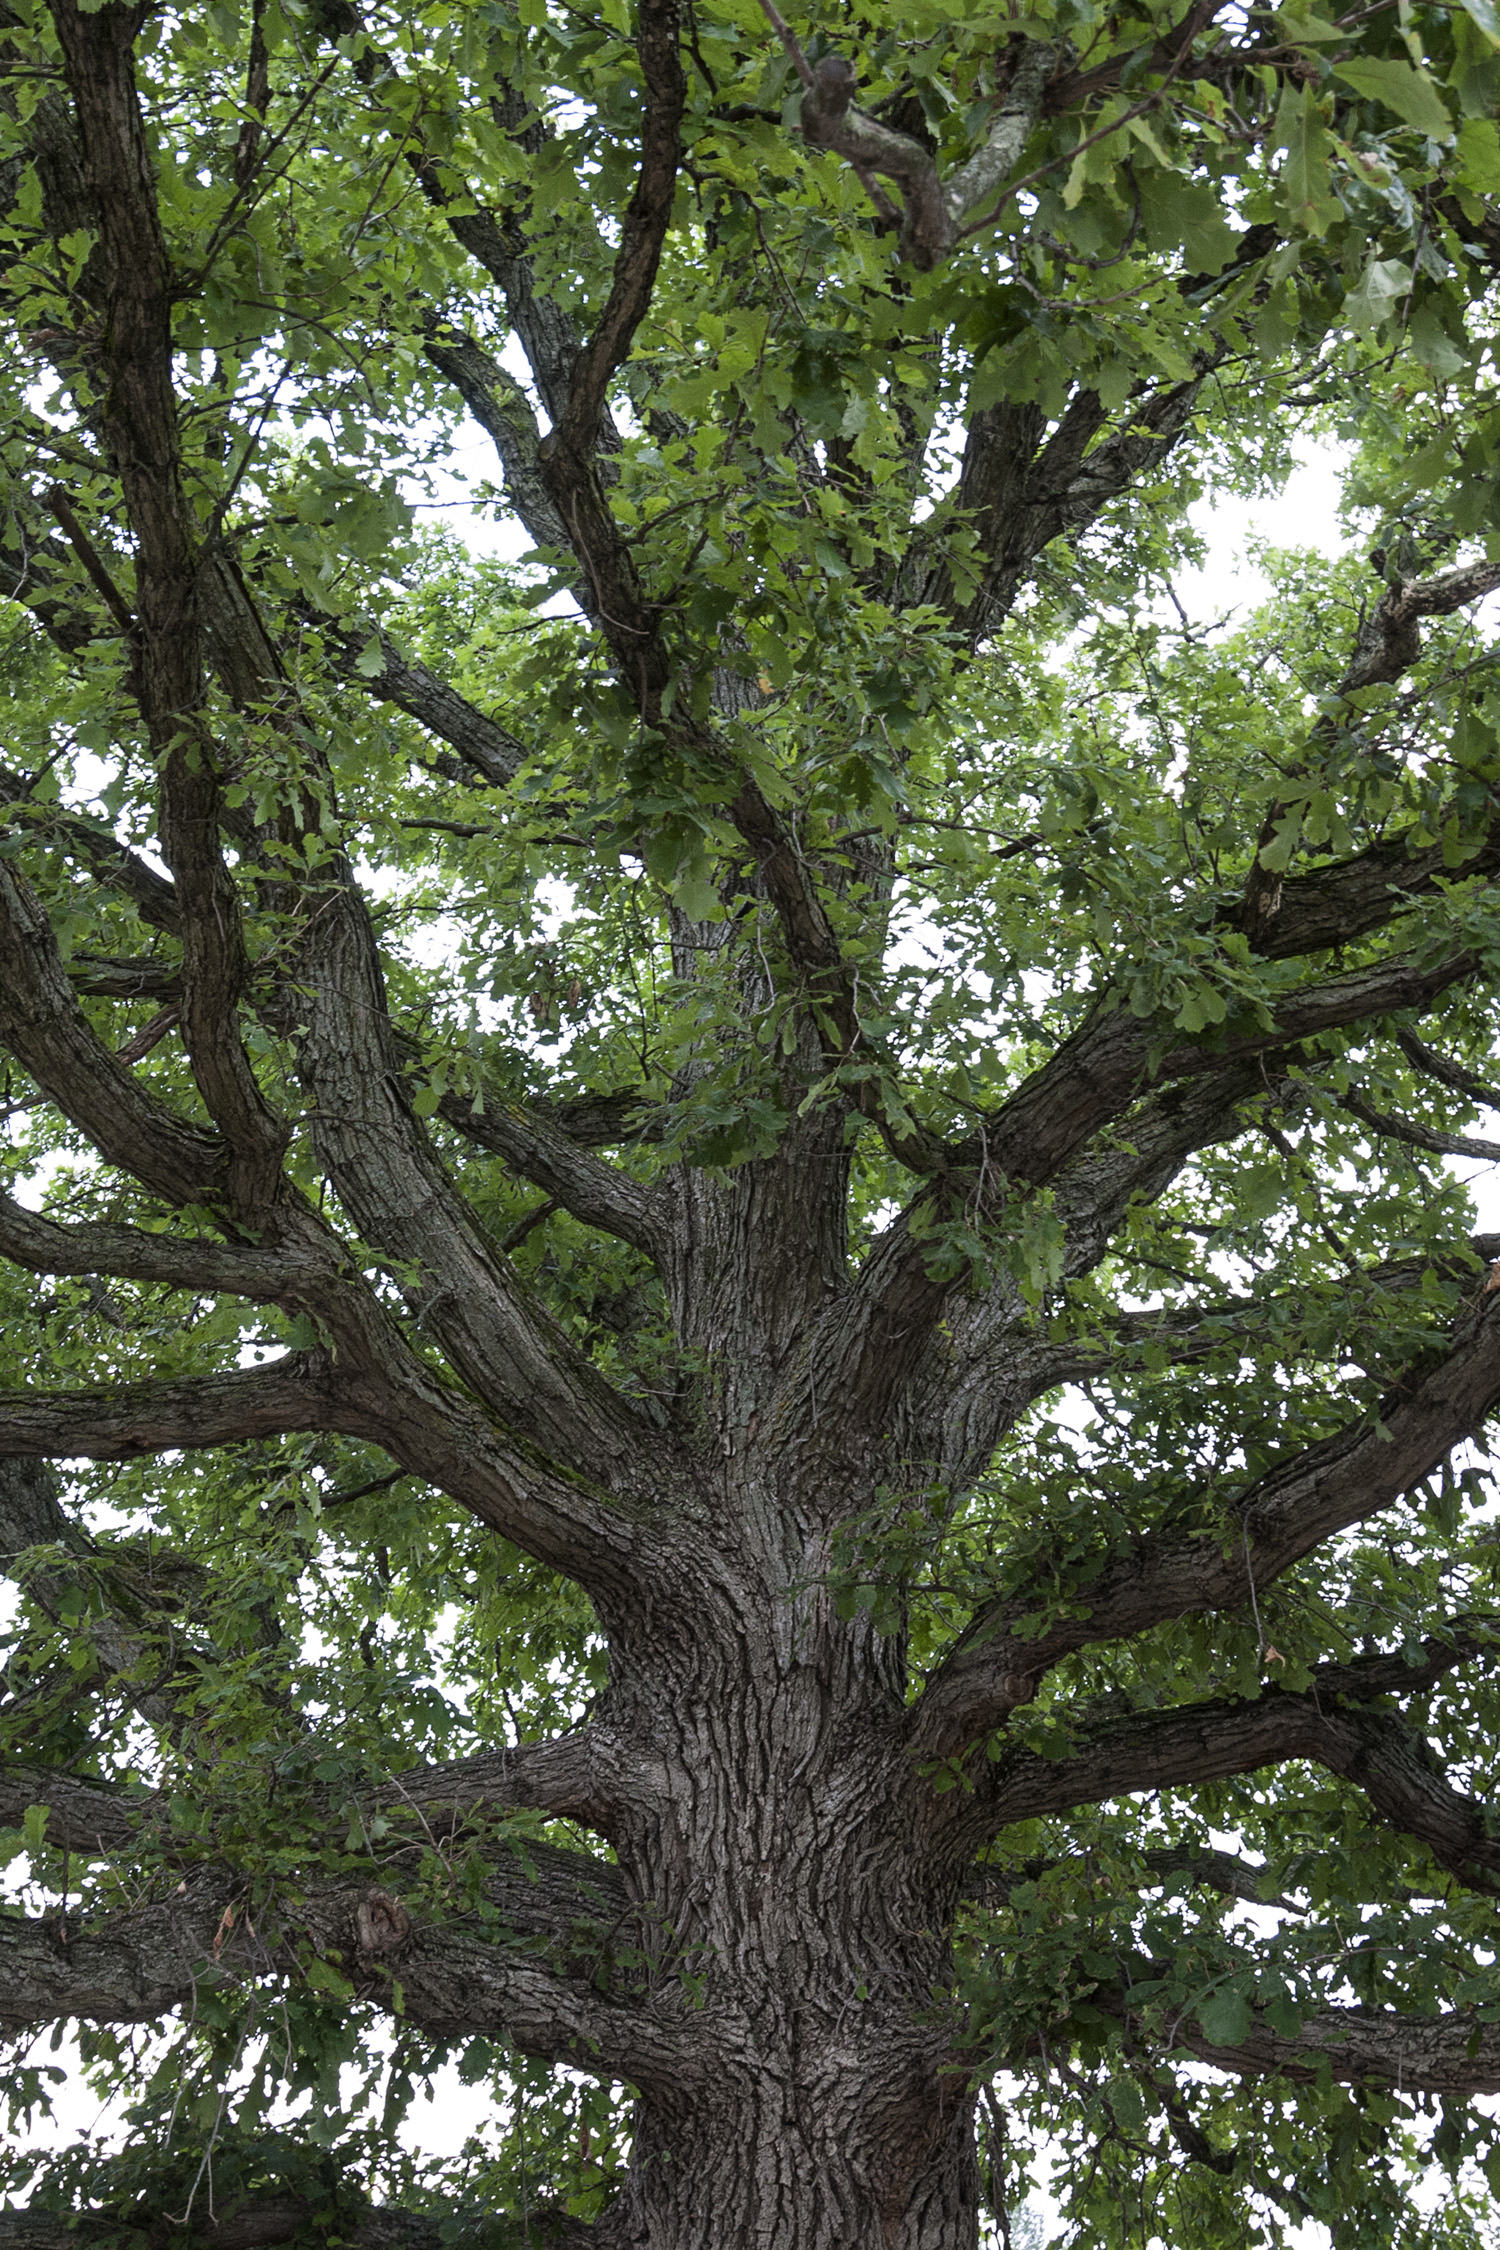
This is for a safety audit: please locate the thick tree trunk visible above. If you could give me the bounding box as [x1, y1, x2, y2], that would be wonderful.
[609, 2077, 979, 2247]
[590, 1444, 979, 2249]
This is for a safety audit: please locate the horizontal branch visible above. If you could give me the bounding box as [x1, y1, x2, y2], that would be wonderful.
[0, 1356, 365, 1463]
[1340, 1086, 1500, 1165]
[1162, 1993, 1500, 2098]
[912, 1293, 1500, 1756]
[0, 1722, 632, 1863]
[0, 2204, 559, 2250]
[0, 1848, 702, 2091]
[1032, 1233, 1500, 1394]
[967, 1842, 1300, 1913]
[980, 1631, 1500, 1890]
[0, 1192, 335, 1300]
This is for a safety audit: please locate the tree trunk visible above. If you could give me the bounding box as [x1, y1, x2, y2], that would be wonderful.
[592, 1441, 979, 2249]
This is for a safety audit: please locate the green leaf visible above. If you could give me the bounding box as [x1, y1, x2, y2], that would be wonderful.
[1456, 0, 1500, 48]
[1274, 81, 1343, 233]
[1458, 115, 1500, 189]
[1333, 58, 1453, 136]
[1197, 1987, 1254, 2046]
[1345, 255, 1413, 332]
[304, 1956, 356, 2000]
[1138, 172, 1238, 275]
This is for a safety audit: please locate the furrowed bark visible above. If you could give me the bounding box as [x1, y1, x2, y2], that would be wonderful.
[0, 1358, 364, 1461]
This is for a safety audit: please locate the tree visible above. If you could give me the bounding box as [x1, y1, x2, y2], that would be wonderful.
[3, 0, 1500, 2240]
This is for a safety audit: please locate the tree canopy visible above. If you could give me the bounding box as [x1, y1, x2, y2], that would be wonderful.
[4, 0, 1500, 2243]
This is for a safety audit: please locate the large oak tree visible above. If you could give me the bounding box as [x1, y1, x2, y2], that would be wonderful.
[4, 0, 1500, 2242]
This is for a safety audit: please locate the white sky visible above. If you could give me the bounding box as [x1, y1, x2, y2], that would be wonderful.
[8, 437, 1500, 2246]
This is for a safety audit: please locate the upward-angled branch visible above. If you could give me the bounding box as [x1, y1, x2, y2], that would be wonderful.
[1344, 555, 1500, 693]
[0, 857, 222, 1208]
[531, 0, 684, 696]
[331, 623, 529, 787]
[977, 1631, 1500, 1891]
[784, 27, 1056, 270]
[435, 1086, 664, 1255]
[911, 1290, 1500, 1756]
[49, 0, 288, 1216]
[818, 944, 1483, 1474]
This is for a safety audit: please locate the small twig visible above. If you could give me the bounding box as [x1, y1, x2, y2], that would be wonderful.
[499, 1198, 557, 1255]
[757, 0, 814, 89]
[43, 485, 135, 635]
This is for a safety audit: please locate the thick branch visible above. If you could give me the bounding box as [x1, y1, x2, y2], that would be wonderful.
[419, 320, 586, 588]
[333, 625, 528, 787]
[912, 1293, 1500, 1755]
[1157, 1994, 1500, 2098]
[0, 1192, 333, 1299]
[0, 2205, 566, 2250]
[48, 0, 288, 1211]
[0, 858, 223, 1207]
[986, 947, 1478, 1195]
[0, 1721, 631, 1869]
[547, 0, 683, 461]
[1244, 826, 1500, 962]
[0, 1357, 364, 1462]
[435, 1088, 662, 1255]
[0, 1851, 703, 2091]
[981, 1632, 1500, 1891]
[1340, 1087, 1500, 1164]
